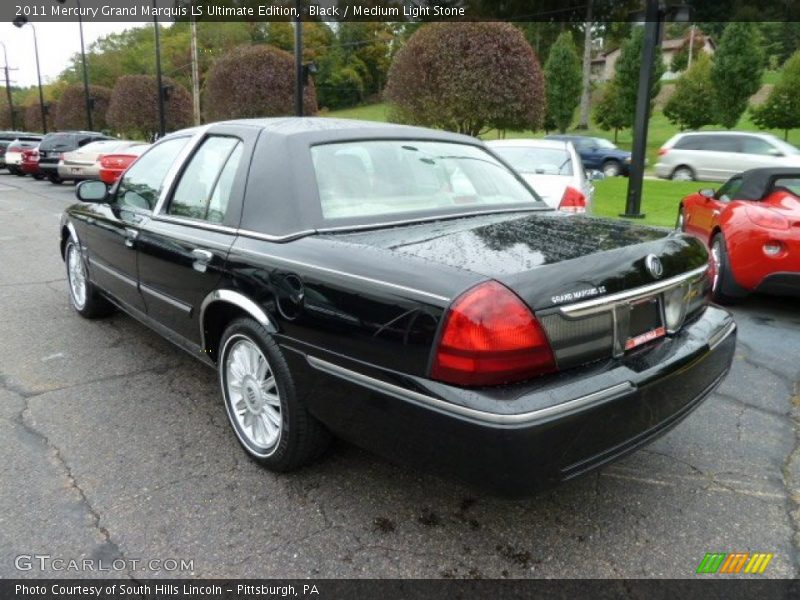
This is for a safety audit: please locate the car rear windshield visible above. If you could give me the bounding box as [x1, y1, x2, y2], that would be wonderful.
[492, 146, 574, 176]
[310, 140, 545, 221]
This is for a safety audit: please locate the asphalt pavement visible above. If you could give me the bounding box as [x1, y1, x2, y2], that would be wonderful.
[1, 172, 798, 579]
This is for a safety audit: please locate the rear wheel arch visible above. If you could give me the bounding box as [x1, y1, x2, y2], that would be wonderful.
[200, 290, 276, 363]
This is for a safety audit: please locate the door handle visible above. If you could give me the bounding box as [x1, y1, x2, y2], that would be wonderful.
[191, 249, 213, 263]
[124, 228, 139, 248]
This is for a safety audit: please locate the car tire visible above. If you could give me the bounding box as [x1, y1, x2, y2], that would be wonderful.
[33, 174, 44, 180]
[7, 166, 19, 175]
[602, 160, 622, 177]
[14, 169, 26, 177]
[671, 166, 695, 181]
[709, 233, 743, 305]
[218, 317, 331, 471]
[49, 174, 64, 185]
[64, 239, 114, 318]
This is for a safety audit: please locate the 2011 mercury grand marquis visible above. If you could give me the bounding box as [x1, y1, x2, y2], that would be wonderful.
[59, 118, 736, 495]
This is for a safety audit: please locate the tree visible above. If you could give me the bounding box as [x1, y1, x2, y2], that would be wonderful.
[751, 51, 800, 140]
[663, 53, 716, 130]
[54, 84, 112, 131]
[24, 103, 48, 133]
[544, 32, 582, 133]
[107, 75, 191, 139]
[384, 22, 545, 137]
[612, 27, 665, 129]
[711, 22, 764, 128]
[593, 82, 626, 142]
[202, 44, 317, 121]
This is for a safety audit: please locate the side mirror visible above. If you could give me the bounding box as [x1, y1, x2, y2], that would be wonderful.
[76, 180, 109, 203]
[699, 188, 716, 199]
[586, 169, 605, 181]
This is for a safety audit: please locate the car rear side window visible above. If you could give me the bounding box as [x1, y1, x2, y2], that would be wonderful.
[115, 137, 189, 212]
[773, 178, 800, 195]
[168, 136, 242, 223]
[674, 135, 709, 150]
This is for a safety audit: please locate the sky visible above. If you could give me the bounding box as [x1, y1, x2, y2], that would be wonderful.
[1, 22, 138, 88]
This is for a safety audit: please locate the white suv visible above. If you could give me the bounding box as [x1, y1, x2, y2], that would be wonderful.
[655, 131, 800, 182]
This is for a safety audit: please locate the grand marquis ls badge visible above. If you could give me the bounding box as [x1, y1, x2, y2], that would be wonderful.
[645, 254, 664, 279]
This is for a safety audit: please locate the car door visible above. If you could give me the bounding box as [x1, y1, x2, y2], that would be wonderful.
[136, 125, 256, 344]
[79, 136, 190, 313]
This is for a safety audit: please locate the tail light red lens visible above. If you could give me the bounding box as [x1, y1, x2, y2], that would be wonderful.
[431, 281, 557, 387]
[657, 148, 668, 156]
[559, 186, 587, 213]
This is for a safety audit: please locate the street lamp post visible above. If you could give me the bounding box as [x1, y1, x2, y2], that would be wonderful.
[0, 41, 16, 130]
[294, 1, 304, 117]
[153, 0, 166, 139]
[12, 16, 47, 133]
[56, 0, 93, 131]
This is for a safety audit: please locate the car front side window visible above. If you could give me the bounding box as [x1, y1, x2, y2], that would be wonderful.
[717, 177, 743, 202]
[168, 136, 242, 223]
[115, 137, 189, 212]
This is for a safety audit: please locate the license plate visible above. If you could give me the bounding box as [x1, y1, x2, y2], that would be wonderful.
[625, 297, 665, 350]
[71, 168, 81, 175]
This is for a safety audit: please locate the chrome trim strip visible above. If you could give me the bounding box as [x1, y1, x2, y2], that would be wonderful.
[140, 283, 192, 315]
[314, 208, 546, 235]
[306, 355, 635, 426]
[235, 248, 451, 304]
[559, 266, 708, 317]
[708, 321, 736, 351]
[151, 214, 239, 235]
[88, 258, 137, 287]
[238, 228, 318, 243]
[198, 289, 274, 350]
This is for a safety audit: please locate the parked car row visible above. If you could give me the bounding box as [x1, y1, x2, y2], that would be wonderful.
[2, 129, 147, 186]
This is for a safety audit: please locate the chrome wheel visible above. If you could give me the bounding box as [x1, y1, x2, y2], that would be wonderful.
[710, 239, 722, 291]
[67, 244, 87, 309]
[224, 337, 282, 453]
[672, 167, 693, 181]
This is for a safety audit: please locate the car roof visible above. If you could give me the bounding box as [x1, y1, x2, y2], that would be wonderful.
[733, 167, 800, 200]
[168, 117, 479, 145]
[487, 139, 570, 150]
[675, 131, 772, 138]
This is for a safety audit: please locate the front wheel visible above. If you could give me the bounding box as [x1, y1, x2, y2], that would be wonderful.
[710, 233, 743, 304]
[218, 318, 330, 471]
[49, 174, 63, 185]
[602, 160, 622, 177]
[64, 240, 114, 318]
[671, 166, 695, 181]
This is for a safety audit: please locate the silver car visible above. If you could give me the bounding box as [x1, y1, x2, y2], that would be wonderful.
[655, 131, 800, 182]
[58, 140, 145, 181]
[487, 139, 599, 211]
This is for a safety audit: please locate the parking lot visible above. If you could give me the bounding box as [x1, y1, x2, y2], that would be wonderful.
[1, 172, 798, 579]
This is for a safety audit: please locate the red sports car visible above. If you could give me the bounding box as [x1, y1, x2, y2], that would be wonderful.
[20, 147, 44, 179]
[98, 144, 149, 185]
[678, 167, 800, 303]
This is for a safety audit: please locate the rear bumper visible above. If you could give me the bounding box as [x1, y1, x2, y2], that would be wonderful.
[755, 272, 800, 297]
[286, 305, 736, 496]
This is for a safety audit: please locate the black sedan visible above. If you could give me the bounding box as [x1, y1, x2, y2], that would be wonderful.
[59, 118, 736, 495]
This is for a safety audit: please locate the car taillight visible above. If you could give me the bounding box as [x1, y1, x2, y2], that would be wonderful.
[657, 148, 668, 156]
[431, 281, 557, 387]
[559, 186, 587, 213]
[745, 206, 790, 230]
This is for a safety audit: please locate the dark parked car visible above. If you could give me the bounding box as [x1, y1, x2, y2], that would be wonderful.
[60, 118, 736, 495]
[38, 131, 112, 184]
[546, 134, 633, 177]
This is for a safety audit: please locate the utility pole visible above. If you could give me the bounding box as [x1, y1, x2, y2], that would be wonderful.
[153, 1, 166, 138]
[0, 42, 16, 130]
[621, 0, 662, 219]
[687, 23, 696, 69]
[294, 1, 304, 117]
[190, 16, 201, 126]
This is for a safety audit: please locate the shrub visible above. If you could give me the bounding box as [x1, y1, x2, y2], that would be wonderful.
[54, 84, 112, 131]
[384, 22, 545, 136]
[107, 75, 192, 139]
[711, 22, 764, 128]
[544, 32, 582, 133]
[751, 50, 800, 140]
[203, 44, 317, 121]
[663, 54, 716, 130]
